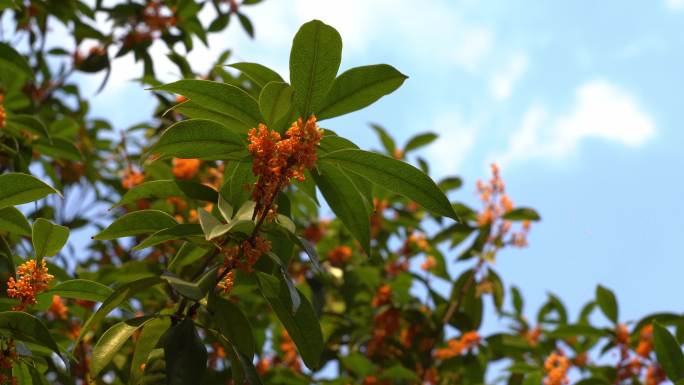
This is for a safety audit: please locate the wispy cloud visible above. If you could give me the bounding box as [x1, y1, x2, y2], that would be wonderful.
[423, 112, 479, 177]
[493, 80, 656, 167]
[664, 0, 684, 11]
[490, 53, 528, 101]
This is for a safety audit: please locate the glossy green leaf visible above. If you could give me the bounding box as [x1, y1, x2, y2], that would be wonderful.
[502, 207, 541, 221]
[173, 100, 247, 133]
[228, 62, 284, 88]
[149, 119, 246, 161]
[654, 322, 684, 381]
[91, 316, 158, 377]
[133, 224, 204, 251]
[595, 285, 618, 324]
[161, 267, 217, 301]
[370, 124, 396, 155]
[93, 210, 177, 240]
[404, 132, 438, 153]
[6, 115, 49, 140]
[221, 160, 256, 210]
[34, 137, 82, 161]
[39, 279, 113, 303]
[209, 296, 256, 358]
[317, 64, 406, 120]
[168, 242, 212, 273]
[0, 43, 32, 78]
[164, 318, 208, 385]
[256, 272, 323, 370]
[312, 164, 371, 255]
[0, 173, 60, 209]
[0, 312, 61, 357]
[218, 195, 234, 222]
[321, 149, 458, 220]
[154, 80, 261, 130]
[32, 218, 69, 262]
[130, 317, 170, 385]
[290, 19, 342, 116]
[0, 207, 31, 236]
[116, 180, 217, 207]
[75, 277, 164, 347]
[259, 81, 295, 133]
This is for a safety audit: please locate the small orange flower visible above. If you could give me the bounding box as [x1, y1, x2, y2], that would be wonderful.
[328, 245, 352, 265]
[372, 285, 392, 307]
[636, 324, 654, 357]
[7, 259, 54, 310]
[645, 365, 666, 385]
[280, 330, 301, 373]
[122, 167, 144, 189]
[172, 158, 201, 180]
[0, 103, 5, 130]
[217, 270, 234, 293]
[48, 295, 68, 320]
[420, 255, 437, 271]
[434, 331, 480, 360]
[543, 353, 570, 385]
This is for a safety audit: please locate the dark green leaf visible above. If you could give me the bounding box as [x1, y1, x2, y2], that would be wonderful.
[0, 173, 61, 209]
[209, 296, 256, 358]
[228, 62, 283, 88]
[133, 224, 204, 251]
[31, 218, 69, 262]
[502, 207, 541, 221]
[654, 322, 684, 382]
[149, 119, 246, 161]
[116, 180, 218, 207]
[91, 316, 159, 377]
[0, 207, 31, 236]
[130, 317, 170, 385]
[259, 81, 295, 133]
[595, 285, 618, 324]
[0, 312, 61, 358]
[404, 132, 438, 153]
[164, 318, 207, 385]
[93, 210, 177, 240]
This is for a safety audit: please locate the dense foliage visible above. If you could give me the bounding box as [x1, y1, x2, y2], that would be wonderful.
[0, 1, 682, 385]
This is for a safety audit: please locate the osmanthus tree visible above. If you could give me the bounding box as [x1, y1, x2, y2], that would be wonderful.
[1, 4, 684, 385]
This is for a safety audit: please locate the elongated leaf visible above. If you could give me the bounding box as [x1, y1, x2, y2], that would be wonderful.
[228, 62, 283, 88]
[75, 277, 164, 347]
[290, 20, 342, 116]
[595, 285, 618, 324]
[209, 297, 256, 358]
[149, 119, 246, 161]
[227, 343, 264, 385]
[0, 312, 61, 357]
[39, 279, 113, 303]
[312, 164, 370, 255]
[32, 218, 69, 262]
[130, 317, 170, 385]
[404, 132, 438, 153]
[161, 267, 217, 301]
[173, 100, 247, 133]
[502, 207, 541, 221]
[370, 124, 396, 155]
[654, 322, 684, 381]
[168, 242, 212, 273]
[221, 160, 255, 210]
[154, 80, 261, 130]
[34, 137, 82, 161]
[116, 180, 217, 207]
[0, 173, 60, 209]
[164, 318, 207, 385]
[133, 224, 204, 251]
[317, 64, 406, 120]
[321, 149, 458, 219]
[91, 316, 158, 377]
[93, 210, 177, 240]
[256, 272, 323, 369]
[198, 209, 222, 239]
[0, 43, 32, 78]
[259, 81, 295, 133]
[0, 207, 31, 236]
[6, 115, 49, 140]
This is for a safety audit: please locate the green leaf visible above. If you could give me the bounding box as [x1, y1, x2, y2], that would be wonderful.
[654, 322, 684, 382]
[93, 210, 177, 240]
[438, 177, 463, 192]
[198, 209, 222, 239]
[116, 180, 217, 207]
[227, 344, 264, 385]
[317, 64, 407, 120]
[164, 318, 208, 385]
[0, 312, 61, 358]
[75, 277, 164, 347]
[404, 132, 438, 153]
[31, 218, 69, 262]
[321, 149, 458, 220]
[133, 224, 204, 251]
[228, 62, 284, 88]
[149, 119, 246, 161]
[370, 124, 396, 155]
[130, 317, 170, 385]
[259, 81, 295, 133]
[168, 242, 211, 273]
[379, 365, 420, 382]
[502, 207, 541, 221]
[237, 12, 254, 37]
[595, 285, 618, 324]
[256, 272, 323, 370]
[173, 100, 248, 133]
[0, 43, 32, 78]
[0, 207, 31, 236]
[289, 20, 342, 116]
[312, 164, 371, 255]
[221, 160, 256, 210]
[153, 80, 261, 130]
[0, 173, 61, 209]
[207, 220, 255, 240]
[34, 137, 82, 161]
[161, 267, 217, 301]
[5, 115, 50, 140]
[91, 316, 159, 377]
[218, 195, 234, 222]
[209, 296, 256, 358]
[39, 279, 114, 303]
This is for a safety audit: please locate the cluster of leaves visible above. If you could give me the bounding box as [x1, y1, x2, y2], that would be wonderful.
[1, 2, 684, 385]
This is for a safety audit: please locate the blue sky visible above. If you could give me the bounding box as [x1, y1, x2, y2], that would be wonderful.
[68, 0, 684, 329]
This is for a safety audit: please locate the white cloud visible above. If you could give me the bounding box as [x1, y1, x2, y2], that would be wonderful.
[494, 80, 656, 167]
[490, 53, 528, 101]
[423, 113, 478, 177]
[665, 0, 684, 11]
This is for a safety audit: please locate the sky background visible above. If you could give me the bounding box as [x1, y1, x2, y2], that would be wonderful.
[64, 0, 684, 335]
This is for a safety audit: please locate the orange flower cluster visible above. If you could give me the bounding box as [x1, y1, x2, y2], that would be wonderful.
[645, 365, 666, 385]
[302, 221, 328, 244]
[6, 259, 54, 310]
[433, 331, 481, 359]
[221, 235, 271, 276]
[0, 339, 17, 385]
[328, 245, 352, 265]
[248, 116, 322, 209]
[122, 166, 144, 189]
[523, 326, 542, 347]
[544, 352, 570, 385]
[420, 255, 437, 271]
[208, 342, 226, 370]
[279, 330, 301, 373]
[217, 270, 234, 294]
[636, 324, 653, 357]
[371, 285, 392, 307]
[172, 158, 201, 180]
[143, 0, 177, 31]
[476, 164, 531, 252]
[0, 94, 5, 130]
[48, 295, 68, 320]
